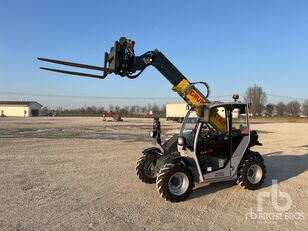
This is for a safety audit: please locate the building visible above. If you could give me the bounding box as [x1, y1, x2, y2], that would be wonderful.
[0, 101, 43, 117]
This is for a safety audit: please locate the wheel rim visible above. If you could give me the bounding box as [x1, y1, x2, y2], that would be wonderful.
[247, 164, 263, 184]
[143, 160, 156, 178]
[168, 172, 189, 195]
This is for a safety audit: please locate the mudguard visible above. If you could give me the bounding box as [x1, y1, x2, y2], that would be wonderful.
[163, 153, 196, 168]
[244, 150, 264, 161]
[160, 153, 198, 182]
[142, 147, 163, 155]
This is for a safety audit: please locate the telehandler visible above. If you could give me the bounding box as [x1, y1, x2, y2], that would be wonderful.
[38, 37, 266, 202]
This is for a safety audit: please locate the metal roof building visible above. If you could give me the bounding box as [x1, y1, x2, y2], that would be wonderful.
[0, 101, 43, 117]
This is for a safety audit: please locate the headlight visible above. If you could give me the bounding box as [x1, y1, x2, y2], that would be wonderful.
[177, 136, 185, 145]
[149, 131, 157, 138]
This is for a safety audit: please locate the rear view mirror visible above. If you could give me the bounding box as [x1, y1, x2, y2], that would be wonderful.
[203, 108, 210, 123]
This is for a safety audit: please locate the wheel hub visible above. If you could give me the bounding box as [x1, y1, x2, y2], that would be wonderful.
[247, 164, 263, 184]
[168, 172, 189, 195]
[144, 161, 156, 178]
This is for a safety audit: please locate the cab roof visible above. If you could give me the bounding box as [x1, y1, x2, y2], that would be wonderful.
[201, 101, 248, 109]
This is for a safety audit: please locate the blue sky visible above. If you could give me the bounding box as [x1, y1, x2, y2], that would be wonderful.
[1, 0, 308, 108]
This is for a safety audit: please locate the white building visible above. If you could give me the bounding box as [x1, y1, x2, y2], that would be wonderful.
[0, 101, 42, 117]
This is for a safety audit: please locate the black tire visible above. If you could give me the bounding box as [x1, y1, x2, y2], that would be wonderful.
[156, 163, 194, 202]
[177, 118, 183, 123]
[135, 154, 158, 184]
[236, 155, 266, 190]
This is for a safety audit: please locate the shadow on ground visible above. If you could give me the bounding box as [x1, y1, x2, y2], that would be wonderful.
[190, 181, 236, 200]
[189, 152, 308, 200]
[263, 152, 308, 186]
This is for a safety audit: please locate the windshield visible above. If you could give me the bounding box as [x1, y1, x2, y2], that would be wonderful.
[179, 109, 199, 148]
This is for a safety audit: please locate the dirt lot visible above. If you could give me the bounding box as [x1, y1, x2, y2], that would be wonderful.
[0, 117, 307, 230]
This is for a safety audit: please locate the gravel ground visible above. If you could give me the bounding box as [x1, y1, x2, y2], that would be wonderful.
[0, 117, 307, 230]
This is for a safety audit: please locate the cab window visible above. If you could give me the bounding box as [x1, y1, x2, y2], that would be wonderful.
[232, 105, 248, 135]
[209, 106, 228, 134]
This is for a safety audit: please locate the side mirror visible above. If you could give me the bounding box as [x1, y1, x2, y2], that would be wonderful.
[177, 136, 186, 146]
[203, 108, 211, 123]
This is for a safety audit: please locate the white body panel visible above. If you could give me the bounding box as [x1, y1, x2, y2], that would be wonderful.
[0, 102, 42, 117]
[166, 103, 188, 118]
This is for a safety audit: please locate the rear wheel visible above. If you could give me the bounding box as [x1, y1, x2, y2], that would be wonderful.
[156, 163, 194, 202]
[136, 154, 158, 184]
[236, 155, 266, 190]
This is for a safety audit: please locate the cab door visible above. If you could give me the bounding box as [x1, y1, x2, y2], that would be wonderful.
[230, 105, 250, 176]
[201, 105, 232, 180]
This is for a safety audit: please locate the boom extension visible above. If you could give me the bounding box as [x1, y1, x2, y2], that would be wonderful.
[38, 37, 227, 130]
[38, 37, 210, 109]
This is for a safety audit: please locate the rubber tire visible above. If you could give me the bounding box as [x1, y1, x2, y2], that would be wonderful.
[135, 154, 157, 184]
[156, 163, 194, 202]
[236, 155, 266, 190]
[177, 118, 183, 123]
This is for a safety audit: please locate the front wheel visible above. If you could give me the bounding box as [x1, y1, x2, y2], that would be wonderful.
[156, 163, 194, 202]
[136, 154, 158, 184]
[236, 155, 266, 190]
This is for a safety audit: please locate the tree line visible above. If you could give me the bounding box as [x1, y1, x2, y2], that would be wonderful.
[42, 84, 307, 118]
[245, 84, 308, 117]
[41, 103, 166, 116]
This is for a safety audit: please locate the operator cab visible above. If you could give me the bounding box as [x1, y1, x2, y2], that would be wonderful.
[178, 102, 250, 175]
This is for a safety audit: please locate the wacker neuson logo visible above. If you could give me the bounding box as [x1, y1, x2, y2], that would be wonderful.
[246, 179, 305, 221]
